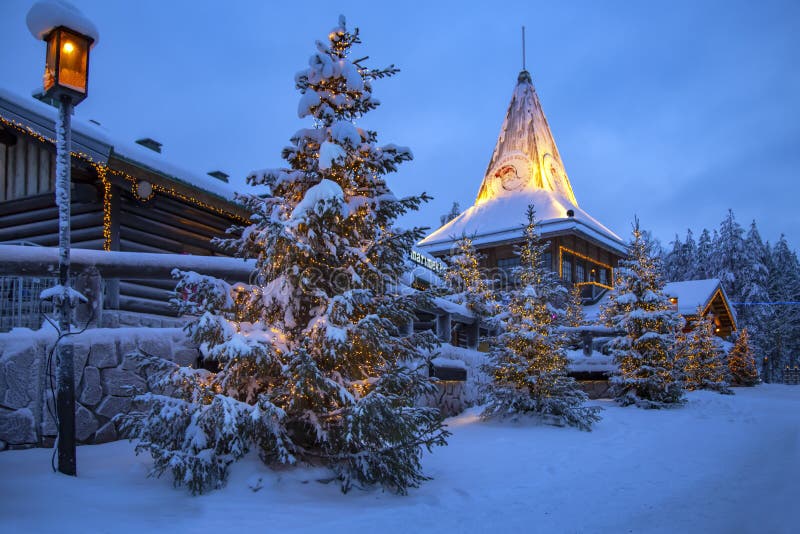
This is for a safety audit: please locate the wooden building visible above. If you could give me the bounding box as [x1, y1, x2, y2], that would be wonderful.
[417, 70, 626, 301]
[664, 278, 737, 338]
[0, 88, 248, 317]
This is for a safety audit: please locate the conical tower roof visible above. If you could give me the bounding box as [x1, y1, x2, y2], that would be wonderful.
[418, 70, 624, 255]
[475, 70, 577, 206]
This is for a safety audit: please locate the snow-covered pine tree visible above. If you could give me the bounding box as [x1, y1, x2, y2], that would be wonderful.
[739, 221, 771, 355]
[696, 228, 714, 280]
[713, 210, 747, 303]
[602, 218, 685, 408]
[663, 234, 684, 282]
[440, 201, 461, 226]
[443, 235, 496, 318]
[565, 284, 585, 328]
[728, 328, 759, 386]
[119, 17, 449, 495]
[764, 235, 800, 380]
[680, 314, 732, 394]
[483, 206, 601, 430]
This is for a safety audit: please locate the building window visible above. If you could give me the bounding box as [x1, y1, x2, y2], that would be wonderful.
[542, 252, 552, 272]
[497, 256, 520, 273]
[599, 269, 608, 286]
[561, 255, 572, 282]
[576, 262, 585, 283]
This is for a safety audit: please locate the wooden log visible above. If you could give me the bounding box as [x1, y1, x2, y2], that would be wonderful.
[149, 194, 235, 231]
[0, 244, 254, 280]
[0, 205, 58, 229]
[0, 192, 53, 216]
[120, 210, 215, 253]
[120, 277, 178, 290]
[118, 295, 177, 316]
[119, 238, 170, 254]
[15, 225, 103, 247]
[119, 280, 174, 301]
[126, 202, 229, 239]
[38, 145, 52, 193]
[13, 137, 25, 200]
[26, 141, 38, 197]
[5, 138, 16, 200]
[0, 210, 102, 241]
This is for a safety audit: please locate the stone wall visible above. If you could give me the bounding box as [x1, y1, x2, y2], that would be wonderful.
[0, 327, 198, 450]
[419, 344, 490, 417]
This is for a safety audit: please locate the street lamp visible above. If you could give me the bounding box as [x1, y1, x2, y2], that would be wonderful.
[27, 0, 98, 477]
[42, 26, 94, 104]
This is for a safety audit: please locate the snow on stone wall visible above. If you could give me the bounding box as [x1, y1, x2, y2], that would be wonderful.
[420, 344, 489, 417]
[0, 327, 198, 449]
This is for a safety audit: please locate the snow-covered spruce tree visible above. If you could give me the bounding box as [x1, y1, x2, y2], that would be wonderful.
[444, 235, 497, 318]
[728, 328, 759, 386]
[695, 228, 714, 280]
[764, 235, 800, 379]
[602, 218, 685, 408]
[738, 221, 771, 356]
[483, 206, 601, 430]
[119, 17, 449, 495]
[440, 201, 461, 226]
[565, 284, 584, 328]
[563, 284, 585, 347]
[712, 209, 747, 303]
[679, 314, 732, 394]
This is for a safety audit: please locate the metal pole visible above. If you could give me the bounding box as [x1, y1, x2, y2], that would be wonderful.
[55, 94, 76, 476]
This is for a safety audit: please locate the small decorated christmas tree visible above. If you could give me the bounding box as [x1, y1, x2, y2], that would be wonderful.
[602, 218, 684, 408]
[444, 235, 497, 319]
[119, 17, 449, 495]
[728, 328, 759, 386]
[483, 206, 601, 430]
[565, 284, 585, 328]
[680, 314, 732, 394]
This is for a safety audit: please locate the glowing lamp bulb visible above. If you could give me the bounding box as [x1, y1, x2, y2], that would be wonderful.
[62, 41, 75, 53]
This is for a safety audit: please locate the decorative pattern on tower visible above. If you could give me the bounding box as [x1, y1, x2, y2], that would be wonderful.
[475, 70, 577, 206]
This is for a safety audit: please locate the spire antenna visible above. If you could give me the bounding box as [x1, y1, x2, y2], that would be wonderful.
[521, 26, 526, 71]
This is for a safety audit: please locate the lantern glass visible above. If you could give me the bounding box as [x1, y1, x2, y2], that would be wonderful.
[43, 27, 92, 101]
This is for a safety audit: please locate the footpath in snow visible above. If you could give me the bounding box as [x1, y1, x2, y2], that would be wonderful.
[0, 385, 798, 534]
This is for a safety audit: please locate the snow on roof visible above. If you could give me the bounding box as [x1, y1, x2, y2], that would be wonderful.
[418, 69, 624, 256]
[0, 87, 239, 203]
[664, 278, 723, 315]
[26, 0, 100, 44]
[418, 189, 625, 254]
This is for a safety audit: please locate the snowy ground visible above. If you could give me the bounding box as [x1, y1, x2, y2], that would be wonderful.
[1, 386, 797, 534]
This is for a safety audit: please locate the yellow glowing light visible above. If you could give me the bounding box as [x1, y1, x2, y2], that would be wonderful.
[558, 246, 614, 290]
[62, 42, 75, 53]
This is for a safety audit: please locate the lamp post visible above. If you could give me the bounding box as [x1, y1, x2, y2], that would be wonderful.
[27, 1, 98, 477]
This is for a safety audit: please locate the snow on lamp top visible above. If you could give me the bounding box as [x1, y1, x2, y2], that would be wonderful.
[26, 0, 99, 45]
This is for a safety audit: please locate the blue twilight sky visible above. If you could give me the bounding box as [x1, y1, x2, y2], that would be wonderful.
[1, 0, 799, 250]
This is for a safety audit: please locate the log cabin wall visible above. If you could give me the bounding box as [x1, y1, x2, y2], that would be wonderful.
[113, 186, 239, 316]
[0, 127, 242, 319]
[0, 143, 104, 249]
[0, 126, 57, 202]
